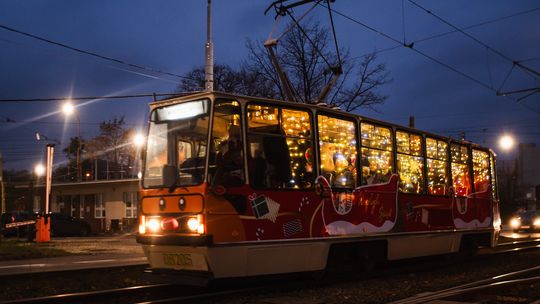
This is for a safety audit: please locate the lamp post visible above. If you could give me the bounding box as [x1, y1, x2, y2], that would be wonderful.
[62, 101, 81, 181]
[133, 133, 145, 179]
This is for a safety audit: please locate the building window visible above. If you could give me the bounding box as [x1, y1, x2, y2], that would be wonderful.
[473, 149, 490, 192]
[451, 144, 471, 196]
[79, 195, 85, 218]
[318, 114, 357, 188]
[396, 131, 425, 194]
[246, 104, 315, 189]
[124, 192, 138, 218]
[95, 193, 105, 218]
[360, 122, 393, 185]
[426, 138, 449, 195]
[70, 195, 79, 217]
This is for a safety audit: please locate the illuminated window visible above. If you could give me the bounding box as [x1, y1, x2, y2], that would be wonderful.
[209, 100, 244, 187]
[473, 149, 491, 192]
[360, 122, 393, 185]
[451, 144, 471, 196]
[426, 138, 449, 195]
[318, 115, 358, 188]
[246, 104, 314, 189]
[490, 153, 498, 199]
[396, 131, 424, 194]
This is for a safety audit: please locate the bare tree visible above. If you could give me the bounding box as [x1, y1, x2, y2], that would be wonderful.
[178, 64, 278, 98]
[246, 21, 391, 109]
[180, 22, 391, 112]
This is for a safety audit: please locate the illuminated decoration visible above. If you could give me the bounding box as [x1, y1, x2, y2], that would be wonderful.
[361, 123, 393, 185]
[489, 154, 497, 199]
[156, 100, 208, 121]
[247, 104, 314, 189]
[426, 138, 448, 195]
[472, 149, 490, 192]
[396, 131, 424, 193]
[451, 144, 471, 196]
[318, 115, 358, 187]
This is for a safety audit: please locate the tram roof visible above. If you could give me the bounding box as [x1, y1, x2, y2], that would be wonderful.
[148, 90, 494, 154]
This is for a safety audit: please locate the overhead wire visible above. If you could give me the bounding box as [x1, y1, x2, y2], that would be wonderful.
[0, 92, 187, 103]
[0, 23, 198, 82]
[318, 2, 540, 114]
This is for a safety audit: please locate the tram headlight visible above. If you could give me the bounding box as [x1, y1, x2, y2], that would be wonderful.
[509, 217, 521, 230]
[186, 215, 205, 234]
[147, 218, 161, 233]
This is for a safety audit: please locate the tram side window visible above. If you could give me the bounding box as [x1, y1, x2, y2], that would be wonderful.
[318, 115, 358, 188]
[490, 153, 498, 199]
[451, 144, 471, 196]
[360, 122, 393, 185]
[472, 149, 491, 192]
[426, 138, 449, 195]
[246, 104, 314, 189]
[209, 100, 244, 187]
[396, 131, 425, 194]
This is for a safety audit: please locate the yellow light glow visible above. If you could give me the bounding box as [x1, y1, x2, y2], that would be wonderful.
[509, 217, 521, 229]
[533, 217, 540, 228]
[499, 134, 515, 151]
[138, 215, 146, 234]
[147, 218, 160, 233]
[133, 133, 145, 147]
[187, 217, 200, 232]
[34, 163, 46, 176]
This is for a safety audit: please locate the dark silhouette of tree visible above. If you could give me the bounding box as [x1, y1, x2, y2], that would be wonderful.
[177, 64, 278, 99]
[179, 22, 391, 112]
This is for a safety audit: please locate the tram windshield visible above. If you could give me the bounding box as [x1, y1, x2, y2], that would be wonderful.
[143, 99, 210, 188]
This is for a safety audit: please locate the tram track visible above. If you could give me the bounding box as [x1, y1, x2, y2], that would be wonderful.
[2, 239, 539, 304]
[389, 266, 540, 304]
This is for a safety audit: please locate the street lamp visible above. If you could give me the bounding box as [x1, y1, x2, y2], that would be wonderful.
[62, 100, 81, 181]
[499, 134, 515, 151]
[34, 163, 46, 177]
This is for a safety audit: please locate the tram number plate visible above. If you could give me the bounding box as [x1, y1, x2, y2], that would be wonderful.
[162, 253, 193, 267]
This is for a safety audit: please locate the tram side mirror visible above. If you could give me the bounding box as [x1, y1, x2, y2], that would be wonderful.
[162, 165, 178, 189]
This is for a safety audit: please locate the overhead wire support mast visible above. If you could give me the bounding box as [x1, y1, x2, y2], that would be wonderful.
[264, 0, 343, 103]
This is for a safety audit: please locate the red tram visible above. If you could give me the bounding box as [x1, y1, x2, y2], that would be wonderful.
[136, 91, 501, 282]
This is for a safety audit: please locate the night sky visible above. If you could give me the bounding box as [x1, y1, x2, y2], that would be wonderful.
[0, 0, 539, 171]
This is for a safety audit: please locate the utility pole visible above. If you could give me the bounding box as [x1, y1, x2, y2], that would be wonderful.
[0, 152, 4, 243]
[0, 151, 4, 215]
[204, 0, 214, 92]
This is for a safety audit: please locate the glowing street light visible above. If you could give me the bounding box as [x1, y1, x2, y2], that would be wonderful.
[62, 101, 75, 116]
[499, 134, 515, 151]
[34, 163, 46, 177]
[133, 133, 145, 148]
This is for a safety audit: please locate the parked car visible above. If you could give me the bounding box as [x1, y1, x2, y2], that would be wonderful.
[509, 210, 540, 232]
[1, 211, 36, 237]
[50, 213, 92, 237]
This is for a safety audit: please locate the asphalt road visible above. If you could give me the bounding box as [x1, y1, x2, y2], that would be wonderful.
[0, 234, 147, 276]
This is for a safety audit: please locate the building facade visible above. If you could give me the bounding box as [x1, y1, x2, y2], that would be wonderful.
[36, 179, 139, 234]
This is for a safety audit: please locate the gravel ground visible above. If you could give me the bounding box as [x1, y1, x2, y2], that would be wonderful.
[41, 234, 143, 255]
[214, 250, 540, 304]
[1, 237, 539, 303]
